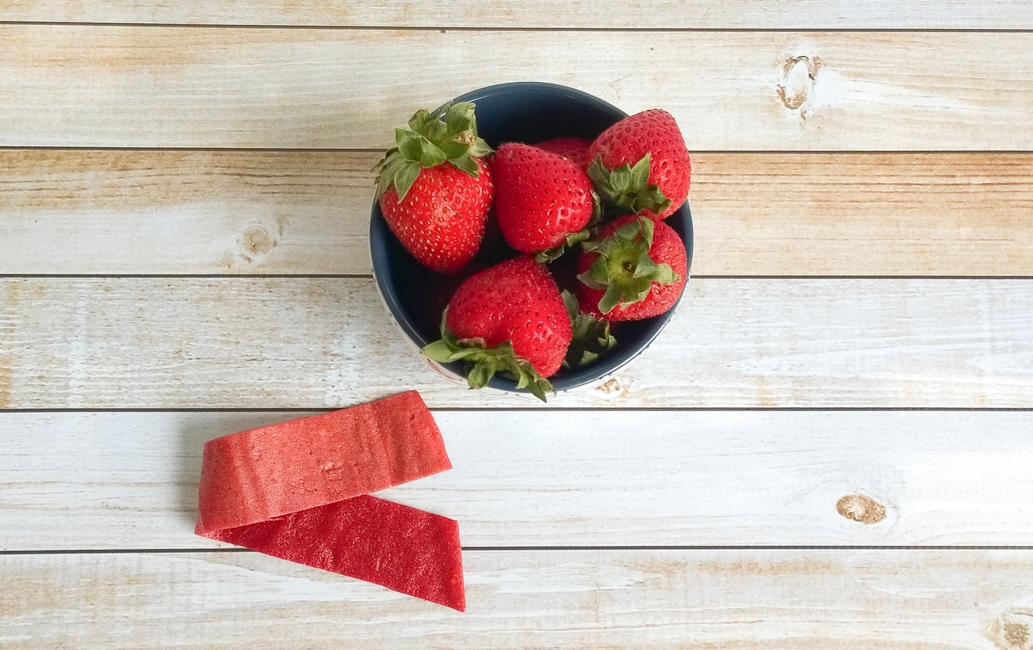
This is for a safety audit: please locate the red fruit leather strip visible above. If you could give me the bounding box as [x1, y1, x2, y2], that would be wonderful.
[204, 495, 465, 611]
[194, 391, 464, 610]
[195, 390, 450, 535]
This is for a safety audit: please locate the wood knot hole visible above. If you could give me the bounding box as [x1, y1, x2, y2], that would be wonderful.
[987, 612, 1033, 650]
[777, 55, 820, 110]
[241, 226, 277, 257]
[836, 493, 886, 525]
[595, 378, 623, 395]
[1004, 622, 1031, 648]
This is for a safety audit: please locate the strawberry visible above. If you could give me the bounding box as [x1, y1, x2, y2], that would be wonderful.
[534, 137, 592, 169]
[374, 102, 494, 274]
[577, 215, 687, 321]
[586, 109, 690, 221]
[493, 143, 598, 261]
[422, 256, 572, 401]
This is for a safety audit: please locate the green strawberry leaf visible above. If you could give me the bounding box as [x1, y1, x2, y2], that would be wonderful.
[561, 290, 617, 368]
[397, 128, 424, 160]
[561, 287, 581, 319]
[392, 163, 422, 202]
[467, 362, 494, 389]
[438, 139, 471, 160]
[425, 117, 448, 143]
[633, 252, 658, 278]
[522, 373, 551, 402]
[407, 109, 433, 133]
[587, 153, 672, 217]
[444, 102, 475, 138]
[468, 138, 493, 159]
[419, 139, 447, 167]
[629, 154, 651, 189]
[586, 189, 603, 229]
[638, 216, 655, 246]
[422, 339, 456, 363]
[614, 218, 646, 243]
[448, 153, 479, 176]
[596, 284, 625, 315]
[653, 263, 679, 285]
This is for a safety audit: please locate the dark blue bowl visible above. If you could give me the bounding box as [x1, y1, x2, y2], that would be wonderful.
[370, 82, 694, 395]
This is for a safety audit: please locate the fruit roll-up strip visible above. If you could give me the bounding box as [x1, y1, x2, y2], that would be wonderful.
[194, 390, 465, 611]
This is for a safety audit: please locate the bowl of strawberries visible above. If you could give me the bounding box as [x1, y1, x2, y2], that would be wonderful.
[370, 82, 693, 401]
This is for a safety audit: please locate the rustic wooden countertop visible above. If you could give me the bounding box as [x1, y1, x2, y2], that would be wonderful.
[2, 3, 1033, 648]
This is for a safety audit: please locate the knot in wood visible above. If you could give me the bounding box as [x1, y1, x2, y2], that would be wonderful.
[987, 612, 1033, 650]
[835, 493, 886, 525]
[241, 226, 277, 257]
[777, 55, 820, 111]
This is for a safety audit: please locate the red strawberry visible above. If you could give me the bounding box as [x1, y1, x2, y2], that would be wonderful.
[534, 137, 592, 169]
[493, 143, 597, 259]
[375, 102, 494, 274]
[423, 256, 572, 401]
[587, 109, 690, 221]
[577, 215, 687, 321]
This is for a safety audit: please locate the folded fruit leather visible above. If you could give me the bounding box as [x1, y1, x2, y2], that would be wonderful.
[194, 391, 465, 611]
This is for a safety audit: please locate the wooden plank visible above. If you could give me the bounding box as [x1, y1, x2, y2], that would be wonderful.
[4, 28, 1033, 150]
[695, 153, 1033, 277]
[4, 410, 1033, 549]
[1, 0, 1027, 29]
[3, 150, 1032, 277]
[0, 150, 371, 275]
[1, 277, 1030, 409]
[3, 549, 1033, 648]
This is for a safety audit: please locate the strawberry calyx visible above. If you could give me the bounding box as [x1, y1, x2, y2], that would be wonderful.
[422, 309, 555, 402]
[587, 153, 672, 218]
[561, 290, 617, 368]
[373, 102, 492, 202]
[578, 216, 680, 315]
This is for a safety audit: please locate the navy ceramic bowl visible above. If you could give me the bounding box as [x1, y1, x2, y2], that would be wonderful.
[370, 82, 694, 395]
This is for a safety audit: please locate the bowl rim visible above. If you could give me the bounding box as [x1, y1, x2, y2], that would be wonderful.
[369, 82, 694, 394]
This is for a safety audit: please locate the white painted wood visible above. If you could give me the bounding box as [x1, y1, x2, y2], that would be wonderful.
[3, 410, 1033, 549]
[0, 150, 371, 275]
[694, 152, 1033, 277]
[1, 278, 1030, 409]
[4, 28, 1033, 149]
[3, 150, 1032, 276]
[3, 549, 1033, 648]
[4, 3, 1031, 647]
[1, 0, 1026, 29]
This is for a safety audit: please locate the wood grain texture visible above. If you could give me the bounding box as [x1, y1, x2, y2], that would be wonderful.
[4, 549, 1033, 648]
[0, 150, 369, 275]
[695, 153, 1033, 277]
[1, 277, 1030, 409]
[3, 150, 1032, 277]
[4, 27, 1033, 149]
[3, 410, 1033, 549]
[1, 0, 1027, 29]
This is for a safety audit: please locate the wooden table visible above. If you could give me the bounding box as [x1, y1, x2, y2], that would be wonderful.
[3, 3, 1033, 647]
